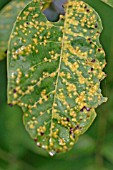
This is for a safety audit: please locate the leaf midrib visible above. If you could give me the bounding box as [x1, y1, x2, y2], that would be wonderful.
[49, 3, 69, 146]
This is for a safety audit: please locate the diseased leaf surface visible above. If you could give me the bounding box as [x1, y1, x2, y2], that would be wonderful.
[8, 0, 107, 155]
[0, 0, 30, 61]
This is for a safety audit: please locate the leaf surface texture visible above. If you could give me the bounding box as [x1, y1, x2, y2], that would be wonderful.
[8, 0, 107, 155]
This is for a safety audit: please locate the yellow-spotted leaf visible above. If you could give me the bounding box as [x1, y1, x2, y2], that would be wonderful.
[7, 0, 107, 155]
[101, 0, 113, 7]
[0, 0, 30, 61]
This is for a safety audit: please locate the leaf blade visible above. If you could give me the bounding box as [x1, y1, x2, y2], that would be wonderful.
[8, 0, 107, 155]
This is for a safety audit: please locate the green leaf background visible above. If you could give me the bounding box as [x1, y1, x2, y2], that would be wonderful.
[101, 0, 113, 7]
[0, 0, 113, 169]
[0, 0, 11, 10]
[0, 0, 30, 61]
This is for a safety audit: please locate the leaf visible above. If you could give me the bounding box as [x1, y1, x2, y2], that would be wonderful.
[0, 0, 30, 61]
[101, 0, 113, 7]
[0, 0, 11, 10]
[7, 0, 107, 155]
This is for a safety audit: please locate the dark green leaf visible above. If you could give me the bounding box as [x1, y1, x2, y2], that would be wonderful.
[0, 0, 11, 10]
[7, 0, 107, 155]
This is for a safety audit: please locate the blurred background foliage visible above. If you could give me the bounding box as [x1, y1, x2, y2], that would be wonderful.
[0, 0, 11, 10]
[0, 0, 113, 169]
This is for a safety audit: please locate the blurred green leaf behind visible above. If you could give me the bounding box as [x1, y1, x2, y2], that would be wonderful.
[0, 0, 30, 61]
[0, 0, 11, 10]
[0, 0, 113, 170]
[101, 0, 113, 7]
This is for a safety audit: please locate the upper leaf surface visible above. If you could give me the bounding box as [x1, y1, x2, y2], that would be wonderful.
[8, 0, 107, 155]
[0, 0, 30, 61]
